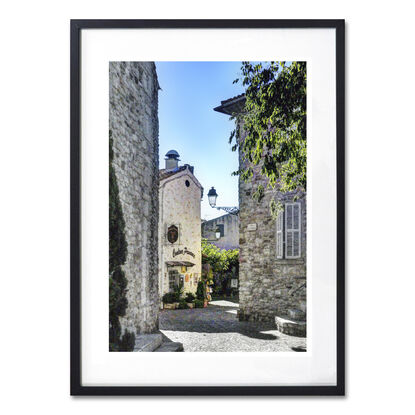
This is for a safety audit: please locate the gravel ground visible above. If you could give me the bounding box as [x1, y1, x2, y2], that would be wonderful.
[159, 300, 306, 352]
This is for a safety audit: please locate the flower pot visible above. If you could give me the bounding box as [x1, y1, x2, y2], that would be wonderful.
[164, 303, 175, 310]
[187, 303, 194, 309]
[203, 300, 208, 308]
[174, 302, 180, 309]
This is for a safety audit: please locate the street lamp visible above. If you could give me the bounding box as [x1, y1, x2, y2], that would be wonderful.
[207, 186, 239, 215]
[207, 187, 218, 208]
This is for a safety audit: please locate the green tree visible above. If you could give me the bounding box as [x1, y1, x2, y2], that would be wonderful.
[201, 239, 239, 295]
[230, 61, 307, 194]
[109, 130, 135, 352]
[201, 239, 239, 274]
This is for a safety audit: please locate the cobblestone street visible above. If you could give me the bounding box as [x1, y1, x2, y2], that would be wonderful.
[159, 300, 306, 352]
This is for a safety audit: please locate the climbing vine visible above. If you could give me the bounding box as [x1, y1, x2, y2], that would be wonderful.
[109, 130, 135, 352]
[229, 61, 307, 204]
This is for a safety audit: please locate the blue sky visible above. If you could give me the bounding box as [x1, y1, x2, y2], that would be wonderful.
[155, 62, 245, 220]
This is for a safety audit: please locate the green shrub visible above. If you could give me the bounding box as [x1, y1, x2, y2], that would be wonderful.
[196, 281, 205, 300]
[118, 331, 136, 352]
[162, 292, 176, 304]
[178, 300, 189, 309]
[185, 292, 196, 303]
[194, 299, 204, 308]
[173, 283, 184, 300]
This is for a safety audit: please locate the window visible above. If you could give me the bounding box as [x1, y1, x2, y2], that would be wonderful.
[217, 224, 224, 237]
[168, 270, 179, 292]
[276, 202, 301, 259]
[185, 180, 190, 187]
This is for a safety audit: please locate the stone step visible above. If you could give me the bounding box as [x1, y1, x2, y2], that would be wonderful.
[154, 342, 184, 352]
[134, 333, 163, 352]
[288, 308, 306, 321]
[275, 316, 306, 337]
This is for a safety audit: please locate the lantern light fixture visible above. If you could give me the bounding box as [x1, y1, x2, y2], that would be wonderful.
[207, 186, 239, 215]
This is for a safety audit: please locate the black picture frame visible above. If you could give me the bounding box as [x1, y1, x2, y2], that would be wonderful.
[71, 19, 345, 396]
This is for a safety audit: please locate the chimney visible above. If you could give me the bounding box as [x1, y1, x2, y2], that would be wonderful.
[165, 150, 180, 170]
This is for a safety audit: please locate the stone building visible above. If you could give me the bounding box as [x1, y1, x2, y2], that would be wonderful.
[158, 150, 203, 299]
[214, 95, 306, 336]
[201, 213, 239, 250]
[109, 61, 160, 335]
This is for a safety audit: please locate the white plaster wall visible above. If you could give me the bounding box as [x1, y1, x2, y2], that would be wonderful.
[158, 168, 202, 297]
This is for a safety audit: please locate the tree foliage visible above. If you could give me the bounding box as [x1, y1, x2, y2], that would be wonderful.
[109, 130, 135, 352]
[202, 239, 239, 297]
[230, 61, 307, 193]
[201, 238, 239, 274]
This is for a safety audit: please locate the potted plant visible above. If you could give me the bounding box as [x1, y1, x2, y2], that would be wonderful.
[178, 299, 188, 309]
[184, 292, 195, 308]
[173, 284, 184, 308]
[162, 292, 176, 309]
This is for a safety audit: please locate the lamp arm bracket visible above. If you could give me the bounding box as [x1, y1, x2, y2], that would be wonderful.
[215, 206, 239, 215]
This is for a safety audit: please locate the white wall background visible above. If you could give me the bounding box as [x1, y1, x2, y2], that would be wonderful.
[1, 0, 414, 413]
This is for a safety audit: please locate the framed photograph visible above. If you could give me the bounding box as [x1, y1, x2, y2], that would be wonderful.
[71, 19, 345, 395]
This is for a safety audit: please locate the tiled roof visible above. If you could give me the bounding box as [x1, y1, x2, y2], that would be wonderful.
[214, 94, 246, 115]
[220, 93, 245, 106]
[159, 166, 187, 181]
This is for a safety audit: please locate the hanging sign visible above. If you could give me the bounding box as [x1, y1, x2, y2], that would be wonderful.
[172, 247, 195, 258]
[167, 225, 178, 243]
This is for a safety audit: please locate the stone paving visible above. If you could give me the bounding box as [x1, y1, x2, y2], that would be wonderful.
[159, 300, 307, 352]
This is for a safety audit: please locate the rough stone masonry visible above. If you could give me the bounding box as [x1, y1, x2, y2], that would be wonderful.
[238, 169, 307, 322]
[214, 95, 306, 327]
[109, 62, 160, 334]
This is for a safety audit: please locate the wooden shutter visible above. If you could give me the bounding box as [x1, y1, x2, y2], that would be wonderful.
[285, 202, 301, 258]
[276, 210, 284, 259]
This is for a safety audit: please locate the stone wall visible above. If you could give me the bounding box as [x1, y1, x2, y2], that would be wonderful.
[201, 214, 239, 250]
[109, 62, 160, 334]
[213, 94, 307, 326]
[238, 158, 307, 323]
